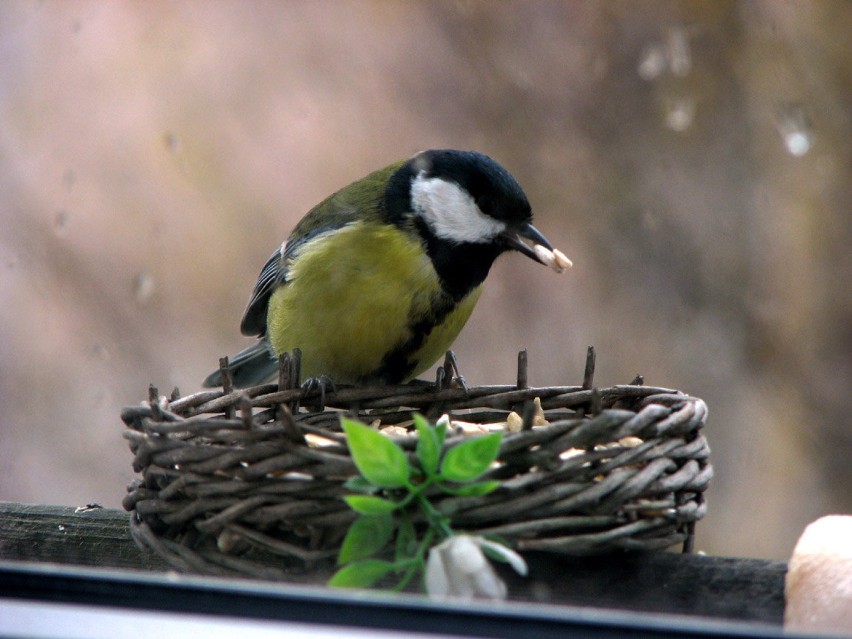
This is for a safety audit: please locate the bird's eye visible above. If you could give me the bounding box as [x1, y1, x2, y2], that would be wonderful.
[475, 194, 495, 218]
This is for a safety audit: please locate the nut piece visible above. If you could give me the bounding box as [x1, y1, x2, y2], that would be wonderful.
[552, 248, 573, 271]
[506, 412, 524, 432]
[533, 244, 573, 273]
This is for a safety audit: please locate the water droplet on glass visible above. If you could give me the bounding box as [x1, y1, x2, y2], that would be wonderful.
[638, 45, 666, 80]
[640, 208, 660, 230]
[776, 106, 813, 157]
[784, 131, 811, 157]
[62, 169, 76, 192]
[133, 272, 156, 304]
[92, 388, 111, 409]
[664, 96, 695, 132]
[164, 132, 181, 152]
[530, 580, 553, 602]
[667, 26, 691, 78]
[90, 343, 111, 361]
[54, 210, 69, 236]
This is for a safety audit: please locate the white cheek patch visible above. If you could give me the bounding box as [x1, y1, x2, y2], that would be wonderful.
[410, 173, 506, 244]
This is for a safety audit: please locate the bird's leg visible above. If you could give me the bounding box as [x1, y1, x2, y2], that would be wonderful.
[435, 350, 467, 392]
[301, 374, 336, 412]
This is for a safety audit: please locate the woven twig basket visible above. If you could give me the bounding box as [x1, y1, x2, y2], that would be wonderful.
[122, 349, 712, 579]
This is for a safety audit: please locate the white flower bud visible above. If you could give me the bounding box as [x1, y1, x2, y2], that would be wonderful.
[425, 535, 527, 601]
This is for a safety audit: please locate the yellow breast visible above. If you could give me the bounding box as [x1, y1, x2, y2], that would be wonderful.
[266, 222, 481, 383]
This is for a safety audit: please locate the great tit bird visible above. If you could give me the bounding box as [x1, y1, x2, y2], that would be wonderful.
[203, 149, 570, 389]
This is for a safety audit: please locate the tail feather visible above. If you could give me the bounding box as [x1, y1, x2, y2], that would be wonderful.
[202, 340, 278, 388]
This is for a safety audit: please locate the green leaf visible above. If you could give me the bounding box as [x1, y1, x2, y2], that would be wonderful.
[394, 514, 417, 563]
[438, 480, 502, 496]
[342, 417, 410, 488]
[413, 414, 441, 476]
[338, 514, 395, 564]
[440, 433, 502, 483]
[344, 495, 399, 515]
[343, 475, 379, 494]
[328, 559, 397, 588]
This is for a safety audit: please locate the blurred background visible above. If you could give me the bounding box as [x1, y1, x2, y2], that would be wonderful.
[0, 1, 849, 561]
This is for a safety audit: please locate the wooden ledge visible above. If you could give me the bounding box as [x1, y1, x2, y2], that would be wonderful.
[0, 501, 785, 624]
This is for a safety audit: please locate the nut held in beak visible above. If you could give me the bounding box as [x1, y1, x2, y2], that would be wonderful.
[533, 244, 573, 273]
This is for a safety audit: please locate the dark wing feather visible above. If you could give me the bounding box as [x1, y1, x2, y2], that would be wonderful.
[238, 159, 407, 337]
[239, 245, 287, 336]
[238, 224, 351, 336]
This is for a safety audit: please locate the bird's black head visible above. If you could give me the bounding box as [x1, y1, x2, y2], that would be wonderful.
[414, 149, 533, 227]
[386, 150, 532, 237]
[385, 149, 556, 298]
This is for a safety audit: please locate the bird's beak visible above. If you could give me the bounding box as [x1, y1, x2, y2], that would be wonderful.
[501, 223, 573, 273]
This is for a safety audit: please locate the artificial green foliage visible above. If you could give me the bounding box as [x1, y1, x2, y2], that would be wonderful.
[438, 480, 502, 496]
[342, 475, 379, 494]
[341, 418, 410, 488]
[338, 513, 395, 563]
[394, 515, 417, 563]
[329, 414, 504, 592]
[413, 413, 443, 476]
[440, 434, 502, 482]
[328, 559, 397, 588]
[343, 494, 399, 514]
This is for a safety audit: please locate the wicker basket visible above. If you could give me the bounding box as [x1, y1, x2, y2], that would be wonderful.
[122, 349, 712, 579]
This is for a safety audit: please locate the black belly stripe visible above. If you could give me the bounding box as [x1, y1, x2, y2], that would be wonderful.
[372, 293, 459, 384]
[413, 217, 503, 299]
[369, 217, 507, 384]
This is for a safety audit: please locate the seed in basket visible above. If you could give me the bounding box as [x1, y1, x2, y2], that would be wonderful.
[530, 397, 549, 426]
[217, 528, 242, 553]
[505, 397, 549, 431]
[450, 420, 490, 435]
[305, 432, 338, 448]
[618, 436, 643, 448]
[506, 412, 524, 432]
[380, 425, 409, 437]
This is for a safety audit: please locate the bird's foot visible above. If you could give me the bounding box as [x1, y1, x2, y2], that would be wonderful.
[301, 374, 336, 412]
[435, 351, 467, 393]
